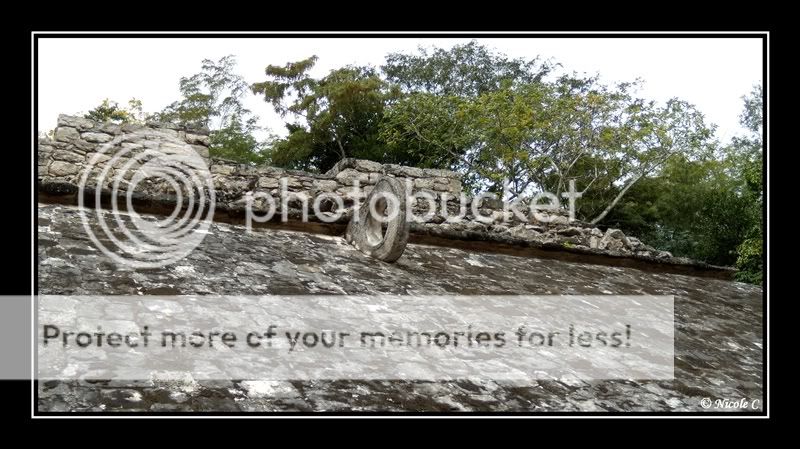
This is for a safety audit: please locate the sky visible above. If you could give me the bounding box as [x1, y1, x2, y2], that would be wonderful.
[37, 37, 763, 144]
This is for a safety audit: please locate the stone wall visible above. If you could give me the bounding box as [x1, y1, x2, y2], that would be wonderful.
[37, 115, 733, 274]
[38, 115, 210, 183]
[206, 157, 465, 218]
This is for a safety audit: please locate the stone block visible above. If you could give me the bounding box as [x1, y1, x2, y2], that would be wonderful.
[49, 161, 80, 177]
[81, 132, 114, 143]
[54, 127, 80, 142]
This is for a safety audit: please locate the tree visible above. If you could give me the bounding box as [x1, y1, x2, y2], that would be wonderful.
[597, 152, 742, 263]
[384, 70, 715, 222]
[587, 96, 715, 224]
[84, 98, 144, 124]
[382, 42, 714, 215]
[600, 84, 763, 279]
[461, 75, 646, 202]
[255, 42, 554, 173]
[380, 92, 476, 173]
[730, 85, 763, 284]
[383, 40, 554, 97]
[155, 55, 268, 164]
[252, 58, 398, 172]
[380, 41, 556, 190]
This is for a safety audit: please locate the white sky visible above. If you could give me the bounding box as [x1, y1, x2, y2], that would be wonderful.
[37, 37, 763, 143]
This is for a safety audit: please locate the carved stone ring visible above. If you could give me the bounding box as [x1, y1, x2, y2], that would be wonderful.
[345, 176, 409, 262]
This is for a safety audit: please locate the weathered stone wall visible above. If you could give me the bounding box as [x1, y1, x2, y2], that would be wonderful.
[37, 115, 732, 274]
[38, 115, 570, 230]
[206, 157, 465, 218]
[36, 201, 763, 411]
[38, 115, 211, 184]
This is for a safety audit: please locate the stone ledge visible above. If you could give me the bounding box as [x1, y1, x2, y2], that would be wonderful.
[326, 157, 461, 180]
[409, 223, 736, 280]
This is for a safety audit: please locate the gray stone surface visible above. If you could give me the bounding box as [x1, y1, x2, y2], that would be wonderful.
[37, 202, 763, 412]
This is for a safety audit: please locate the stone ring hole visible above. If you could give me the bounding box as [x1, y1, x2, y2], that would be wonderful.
[365, 194, 388, 246]
[346, 176, 409, 262]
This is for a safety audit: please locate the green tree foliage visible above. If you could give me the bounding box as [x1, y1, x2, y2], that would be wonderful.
[380, 41, 556, 187]
[602, 85, 763, 282]
[84, 98, 144, 124]
[730, 85, 763, 284]
[735, 237, 763, 285]
[253, 41, 555, 173]
[252, 57, 402, 172]
[383, 40, 553, 97]
[605, 155, 754, 266]
[155, 55, 269, 164]
[380, 93, 475, 173]
[384, 71, 714, 220]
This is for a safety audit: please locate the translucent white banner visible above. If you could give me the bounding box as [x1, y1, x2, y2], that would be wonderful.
[37, 295, 674, 381]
